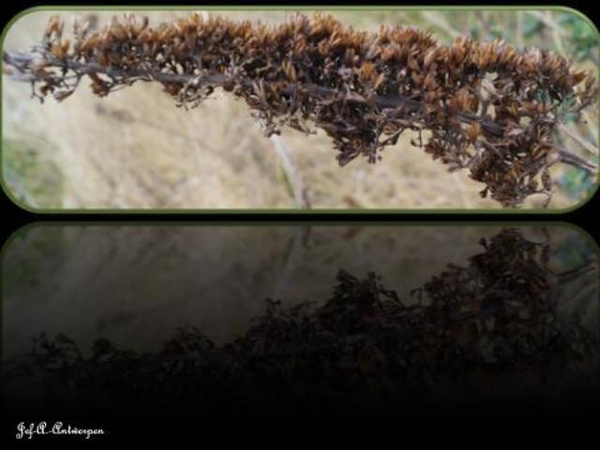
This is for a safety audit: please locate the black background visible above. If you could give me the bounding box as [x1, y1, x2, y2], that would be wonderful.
[1, 0, 598, 443]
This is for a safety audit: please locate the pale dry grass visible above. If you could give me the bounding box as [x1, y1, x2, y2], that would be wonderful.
[2, 8, 597, 209]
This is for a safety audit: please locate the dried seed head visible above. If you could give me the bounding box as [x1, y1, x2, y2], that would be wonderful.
[6, 12, 598, 208]
[466, 121, 481, 143]
[44, 16, 64, 40]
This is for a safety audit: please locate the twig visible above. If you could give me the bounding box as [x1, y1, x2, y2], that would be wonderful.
[420, 11, 462, 39]
[558, 149, 598, 174]
[4, 15, 598, 210]
[6, 49, 597, 179]
[526, 11, 566, 55]
[557, 121, 599, 156]
[271, 135, 310, 209]
[3, 51, 506, 137]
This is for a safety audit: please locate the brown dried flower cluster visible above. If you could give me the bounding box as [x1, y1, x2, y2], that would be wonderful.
[4, 13, 598, 206]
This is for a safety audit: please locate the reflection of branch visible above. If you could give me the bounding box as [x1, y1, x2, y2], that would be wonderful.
[555, 261, 597, 286]
[269, 226, 310, 301]
[4, 227, 598, 413]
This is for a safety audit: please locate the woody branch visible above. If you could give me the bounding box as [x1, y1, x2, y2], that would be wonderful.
[3, 13, 598, 207]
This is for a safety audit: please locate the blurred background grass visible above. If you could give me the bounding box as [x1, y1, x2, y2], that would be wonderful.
[2, 7, 598, 210]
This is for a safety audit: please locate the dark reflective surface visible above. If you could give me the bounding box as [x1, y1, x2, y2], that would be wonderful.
[2, 224, 599, 417]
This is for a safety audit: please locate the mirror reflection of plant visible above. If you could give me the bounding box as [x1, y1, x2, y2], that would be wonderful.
[3, 229, 597, 412]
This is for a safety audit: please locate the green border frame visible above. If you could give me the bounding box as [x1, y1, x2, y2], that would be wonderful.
[1, 5, 599, 214]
